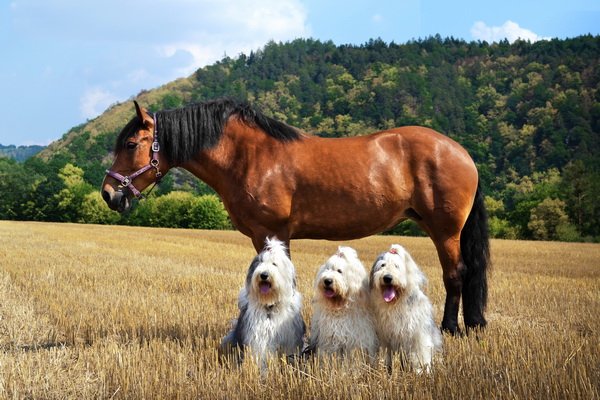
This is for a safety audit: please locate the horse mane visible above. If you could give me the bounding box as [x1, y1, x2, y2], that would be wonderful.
[114, 98, 302, 165]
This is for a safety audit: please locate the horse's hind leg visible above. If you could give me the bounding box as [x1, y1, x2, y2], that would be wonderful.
[433, 235, 466, 335]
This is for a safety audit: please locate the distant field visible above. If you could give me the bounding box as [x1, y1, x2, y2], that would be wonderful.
[0, 221, 598, 399]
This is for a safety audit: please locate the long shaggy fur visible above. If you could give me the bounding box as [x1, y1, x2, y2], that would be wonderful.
[460, 181, 490, 329]
[309, 246, 378, 361]
[369, 244, 442, 373]
[116, 99, 301, 166]
[220, 238, 305, 368]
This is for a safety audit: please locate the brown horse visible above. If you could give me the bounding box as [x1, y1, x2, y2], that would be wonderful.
[101, 99, 490, 334]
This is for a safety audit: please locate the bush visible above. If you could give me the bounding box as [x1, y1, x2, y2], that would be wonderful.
[188, 194, 231, 230]
[80, 192, 121, 225]
[556, 223, 581, 242]
[152, 192, 197, 228]
[122, 192, 231, 230]
[489, 216, 519, 239]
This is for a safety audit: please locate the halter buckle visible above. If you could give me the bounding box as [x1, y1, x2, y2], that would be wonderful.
[152, 141, 160, 152]
[121, 176, 131, 186]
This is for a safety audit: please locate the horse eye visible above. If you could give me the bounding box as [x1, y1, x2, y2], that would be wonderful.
[126, 142, 138, 150]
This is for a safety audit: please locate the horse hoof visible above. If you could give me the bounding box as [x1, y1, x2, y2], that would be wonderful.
[440, 325, 463, 337]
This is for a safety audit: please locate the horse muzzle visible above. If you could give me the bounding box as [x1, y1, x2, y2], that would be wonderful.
[102, 188, 131, 213]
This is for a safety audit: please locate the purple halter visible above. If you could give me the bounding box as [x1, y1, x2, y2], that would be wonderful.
[105, 113, 163, 198]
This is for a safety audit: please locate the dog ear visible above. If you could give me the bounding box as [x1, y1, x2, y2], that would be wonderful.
[369, 260, 377, 289]
[246, 255, 261, 288]
[238, 287, 249, 310]
[404, 251, 427, 289]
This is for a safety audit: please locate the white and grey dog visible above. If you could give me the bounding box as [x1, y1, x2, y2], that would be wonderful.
[309, 246, 378, 361]
[220, 238, 305, 368]
[369, 244, 442, 373]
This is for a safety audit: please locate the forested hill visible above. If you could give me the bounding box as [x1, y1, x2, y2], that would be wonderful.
[4, 35, 600, 241]
[0, 144, 44, 161]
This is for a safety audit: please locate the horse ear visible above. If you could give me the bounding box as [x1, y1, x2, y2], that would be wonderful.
[134, 100, 143, 120]
[133, 100, 153, 128]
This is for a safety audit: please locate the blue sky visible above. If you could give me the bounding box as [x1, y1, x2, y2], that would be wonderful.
[0, 0, 598, 146]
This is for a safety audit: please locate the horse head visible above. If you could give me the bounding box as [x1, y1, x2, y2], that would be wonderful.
[101, 102, 169, 213]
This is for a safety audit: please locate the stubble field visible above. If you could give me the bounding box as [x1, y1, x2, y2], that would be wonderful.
[0, 220, 598, 399]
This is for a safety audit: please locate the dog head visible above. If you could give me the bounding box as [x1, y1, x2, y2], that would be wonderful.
[370, 244, 427, 305]
[245, 237, 297, 306]
[314, 246, 368, 309]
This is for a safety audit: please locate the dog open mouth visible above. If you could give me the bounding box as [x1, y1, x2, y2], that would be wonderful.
[259, 281, 272, 294]
[323, 288, 336, 298]
[382, 285, 397, 303]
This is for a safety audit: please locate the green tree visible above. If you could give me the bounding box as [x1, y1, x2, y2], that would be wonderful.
[527, 198, 573, 241]
[54, 163, 94, 222]
[485, 196, 518, 239]
[503, 169, 564, 237]
[0, 158, 38, 219]
[561, 161, 600, 238]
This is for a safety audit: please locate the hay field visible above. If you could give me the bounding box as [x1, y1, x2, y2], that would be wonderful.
[0, 220, 598, 399]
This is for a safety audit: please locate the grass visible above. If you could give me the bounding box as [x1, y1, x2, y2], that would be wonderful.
[0, 220, 598, 399]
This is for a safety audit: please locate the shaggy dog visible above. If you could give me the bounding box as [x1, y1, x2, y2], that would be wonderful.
[309, 246, 378, 361]
[370, 244, 442, 373]
[220, 238, 305, 369]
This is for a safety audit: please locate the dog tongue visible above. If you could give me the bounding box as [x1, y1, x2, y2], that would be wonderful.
[324, 288, 336, 298]
[383, 287, 396, 303]
[259, 282, 271, 294]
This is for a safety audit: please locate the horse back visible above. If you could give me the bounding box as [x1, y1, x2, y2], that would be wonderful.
[278, 126, 478, 239]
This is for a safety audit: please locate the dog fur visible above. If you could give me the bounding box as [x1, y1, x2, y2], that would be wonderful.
[220, 238, 305, 369]
[309, 246, 378, 361]
[369, 244, 442, 373]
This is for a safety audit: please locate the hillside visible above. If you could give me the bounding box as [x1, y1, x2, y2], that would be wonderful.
[3, 35, 599, 240]
[0, 144, 45, 162]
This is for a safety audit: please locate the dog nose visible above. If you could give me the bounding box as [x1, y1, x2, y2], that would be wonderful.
[260, 272, 269, 281]
[383, 274, 393, 284]
[323, 278, 333, 287]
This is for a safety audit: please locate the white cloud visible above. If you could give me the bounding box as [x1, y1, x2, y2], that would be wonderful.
[155, 1, 309, 78]
[80, 87, 119, 120]
[13, 0, 310, 103]
[471, 20, 549, 43]
[12, 0, 309, 73]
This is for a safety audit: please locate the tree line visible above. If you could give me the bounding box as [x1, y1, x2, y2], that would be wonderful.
[0, 158, 231, 230]
[1, 35, 598, 241]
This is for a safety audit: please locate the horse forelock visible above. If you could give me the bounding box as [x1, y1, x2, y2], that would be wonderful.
[114, 117, 143, 154]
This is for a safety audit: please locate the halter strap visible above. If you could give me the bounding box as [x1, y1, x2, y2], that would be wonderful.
[105, 113, 163, 199]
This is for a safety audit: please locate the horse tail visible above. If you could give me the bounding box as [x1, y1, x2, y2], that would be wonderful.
[460, 180, 490, 329]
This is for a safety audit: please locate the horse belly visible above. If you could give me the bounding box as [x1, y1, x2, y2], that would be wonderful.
[289, 193, 409, 240]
